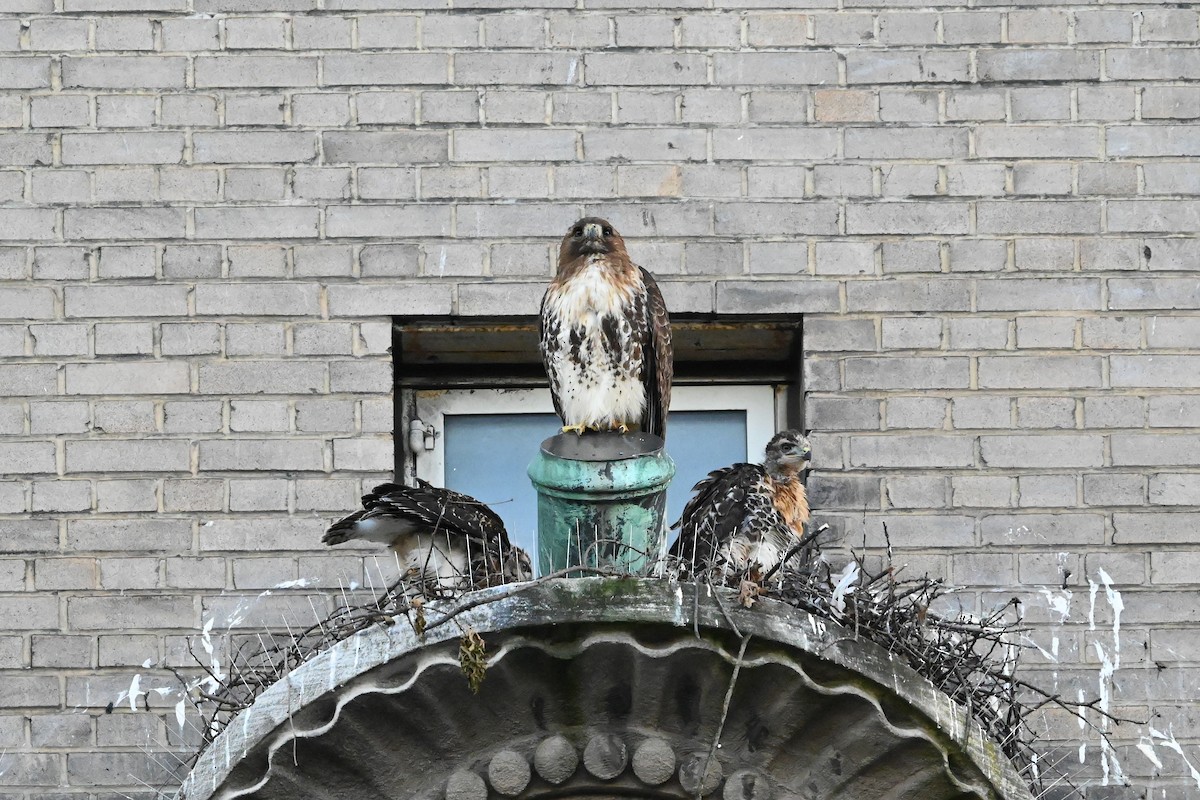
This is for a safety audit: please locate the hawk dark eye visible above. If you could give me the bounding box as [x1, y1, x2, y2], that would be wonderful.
[603, 226, 613, 236]
[572, 227, 582, 236]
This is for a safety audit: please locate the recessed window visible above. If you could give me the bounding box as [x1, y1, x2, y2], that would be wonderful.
[393, 315, 803, 564]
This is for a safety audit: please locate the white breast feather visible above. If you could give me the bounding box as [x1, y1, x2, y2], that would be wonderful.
[546, 259, 646, 430]
[392, 532, 470, 591]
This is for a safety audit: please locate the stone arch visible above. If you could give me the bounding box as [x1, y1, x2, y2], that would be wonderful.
[176, 580, 1032, 800]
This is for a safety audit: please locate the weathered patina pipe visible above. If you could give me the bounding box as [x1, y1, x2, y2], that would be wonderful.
[527, 431, 675, 576]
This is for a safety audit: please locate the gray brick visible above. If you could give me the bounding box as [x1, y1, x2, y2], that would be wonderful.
[585, 129, 705, 162]
[978, 356, 1099, 389]
[952, 475, 1012, 508]
[982, 434, 1103, 468]
[1143, 239, 1200, 271]
[948, 318, 1008, 350]
[809, 241, 868, 276]
[0, 208, 57, 241]
[1014, 316, 1075, 347]
[977, 49, 1099, 82]
[845, 357, 969, 390]
[878, 12, 937, 45]
[808, 475, 881, 511]
[194, 132, 316, 164]
[1113, 355, 1200, 389]
[746, 166, 807, 198]
[1011, 88, 1071, 122]
[945, 90, 1005, 122]
[882, 317, 941, 349]
[65, 367, 186, 398]
[886, 396, 949, 428]
[456, 52, 573, 85]
[715, 202, 836, 235]
[1108, 126, 1200, 158]
[325, 131, 445, 164]
[980, 513, 1103, 546]
[230, 399, 289, 432]
[947, 240, 1007, 273]
[882, 241, 941, 274]
[715, 129, 839, 161]
[66, 440, 189, 474]
[977, 278, 1100, 311]
[198, 361, 324, 395]
[942, 12, 1000, 43]
[846, 51, 969, 83]
[749, 91, 808, 123]
[1149, 474, 1200, 506]
[1082, 317, 1140, 349]
[1016, 396, 1075, 429]
[195, 284, 319, 317]
[31, 95, 90, 128]
[813, 165, 872, 197]
[64, 208, 184, 241]
[847, 128, 967, 159]
[846, 279, 970, 311]
[196, 55, 317, 87]
[714, 280, 838, 314]
[195, 207, 319, 240]
[1106, 48, 1200, 80]
[94, 323, 153, 355]
[65, 285, 187, 318]
[976, 126, 1099, 159]
[1144, 163, 1200, 197]
[846, 203, 969, 235]
[805, 397, 880, 430]
[87, 402, 154, 438]
[880, 164, 938, 197]
[1147, 395, 1200, 429]
[327, 203, 451, 237]
[458, 130, 575, 162]
[1115, 513, 1200, 544]
[1075, 11, 1131, 43]
[887, 476, 946, 509]
[805, 319, 876, 352]
[1078, 87, 1135, 121]
[953, 553, 1014, 585]
[714, 52, 837, 85]
[978, 201, 1100, 234]
[63, 56, 186, 89]
[1110, 278, 1200, 310]
[198, 439, 324, 472]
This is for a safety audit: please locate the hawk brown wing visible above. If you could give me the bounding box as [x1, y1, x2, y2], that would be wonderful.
[667, 463, 796, 578]
[537, 291, 565, 423]
[668, 463, 762, 569]
[639, 266, 672, 439]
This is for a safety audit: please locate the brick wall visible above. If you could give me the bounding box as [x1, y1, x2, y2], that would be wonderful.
[1, 0, 1197, 794]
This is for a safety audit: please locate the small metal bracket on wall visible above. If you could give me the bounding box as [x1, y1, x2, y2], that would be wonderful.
[408, 418, 437, 453]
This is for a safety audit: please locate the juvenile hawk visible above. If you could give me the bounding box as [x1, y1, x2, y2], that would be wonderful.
[668, 430, 812, 585]
[539, 217, 673, 438]
[323, 481, 532, 595]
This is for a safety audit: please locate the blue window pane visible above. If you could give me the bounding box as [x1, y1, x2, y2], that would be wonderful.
[443, 411, 750, 573]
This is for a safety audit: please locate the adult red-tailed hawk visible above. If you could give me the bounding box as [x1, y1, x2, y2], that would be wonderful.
[539, 217, 673, 438]
[668, 430, 812, 585]
[323, 481, 532, 595]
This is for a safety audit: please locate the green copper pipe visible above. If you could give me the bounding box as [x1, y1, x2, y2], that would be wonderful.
[527, 432, 676, 576]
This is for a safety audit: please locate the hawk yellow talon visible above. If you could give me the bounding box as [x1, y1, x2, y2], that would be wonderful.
[561, 424, 587, 435]
[614, 422, 629, 434]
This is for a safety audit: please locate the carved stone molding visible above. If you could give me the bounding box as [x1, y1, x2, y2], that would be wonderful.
[176, 579, 1033, 800]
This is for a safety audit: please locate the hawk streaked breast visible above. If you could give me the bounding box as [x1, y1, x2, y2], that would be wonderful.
[323, 481, 532, 595]
[668, 430, 813, 584]
[539, 217, 673, 438]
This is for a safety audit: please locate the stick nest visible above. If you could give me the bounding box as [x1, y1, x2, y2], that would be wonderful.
[175, 537, 1123, 800]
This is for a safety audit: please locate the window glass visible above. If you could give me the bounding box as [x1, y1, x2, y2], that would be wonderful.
[415, 387, 774, 572]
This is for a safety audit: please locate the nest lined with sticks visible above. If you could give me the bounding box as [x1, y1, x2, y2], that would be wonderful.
[176, 534, 1126, 799]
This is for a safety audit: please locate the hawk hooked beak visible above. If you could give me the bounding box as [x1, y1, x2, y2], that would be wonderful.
[583, 222, 603, 241]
